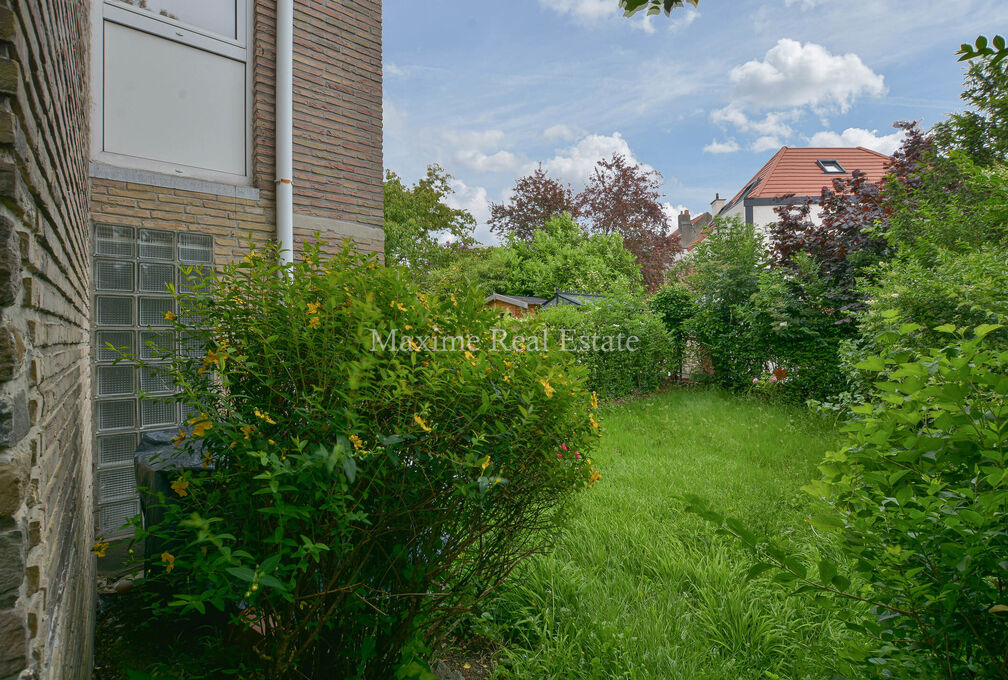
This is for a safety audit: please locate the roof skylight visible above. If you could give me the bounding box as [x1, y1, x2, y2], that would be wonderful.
[817, 159, 846, 174]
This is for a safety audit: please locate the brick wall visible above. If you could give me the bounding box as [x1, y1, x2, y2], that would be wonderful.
[253, 0, 384, 248]
[0, 1, 94, 679]
[92, 0, 385, 262]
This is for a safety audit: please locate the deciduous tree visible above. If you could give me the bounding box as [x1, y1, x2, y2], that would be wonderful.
[577, 154, 680, 291]
[488, 164, 578, 242]
[384, 165, 477, 272]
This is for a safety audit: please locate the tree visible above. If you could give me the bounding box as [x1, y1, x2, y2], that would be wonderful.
[427, 213, 643, 300]
[618, 0, 698, 16]
[383, 165, 477, 272]
[577, 154, 680, 291]
[489, 164, 578, 242]
[935, 48, 1008, 167]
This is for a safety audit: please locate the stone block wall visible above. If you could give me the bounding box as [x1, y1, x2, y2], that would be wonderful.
[0, 1, 94, 679]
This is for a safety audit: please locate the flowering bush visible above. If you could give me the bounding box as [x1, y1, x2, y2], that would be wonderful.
[133, 242, 599, 679]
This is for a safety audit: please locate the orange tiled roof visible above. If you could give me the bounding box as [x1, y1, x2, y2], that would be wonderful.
[726, 146, 891, 207]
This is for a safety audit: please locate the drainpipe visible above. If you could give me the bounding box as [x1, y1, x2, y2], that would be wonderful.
[276, 0, 294, 264]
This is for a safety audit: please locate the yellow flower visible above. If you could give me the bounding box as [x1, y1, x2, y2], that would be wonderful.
[308, 315, 322, 329]
[240, 425, 255, 440]
[254, 408, 277, 425]
[170, 477, 190, 497]
[202, 451, 212, 469]
[503, 374, 510, 383]
[590, 391, 598, 410]
[450, 294, 458, 306]
[349, 434, 364, 451]
[91, 538, 110, 558]
[163, 310, 177, 322]
[307, 301, 321, 314]
[187, 414, 213, 438]
[404, 324, 413, 331]
[464, 351, 475, 361]
[540, 378, 555, 398]
[477, 455, 491, 473]
[588, 468, 602, 487]
[589, 413, 599, 430]
[161, 551, 176, 573]
[171, 428, 187, 445]
[414, 414, 432, 432]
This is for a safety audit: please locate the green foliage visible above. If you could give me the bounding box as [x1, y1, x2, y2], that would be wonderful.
[859, 248, 1008, 353]
[683, 219, 767, 392]
[428, 213, 644, 299]
[648, 282, 693, 375]
[133, 242, 600, 679]
[530, 295, 673, 400]
[619, 0, 698, 16]
[751, 255, 858, 402]
[944, 43, 1008, 166]
[384, 165, 477, 271]
[883, 154, 1008, 258]
[689, 326, 1008, 679]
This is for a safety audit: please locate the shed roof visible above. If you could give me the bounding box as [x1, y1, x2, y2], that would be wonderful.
[485, 293, 548, 309]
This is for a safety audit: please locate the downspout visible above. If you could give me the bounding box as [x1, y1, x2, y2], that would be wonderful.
[276, 0, 294, 264]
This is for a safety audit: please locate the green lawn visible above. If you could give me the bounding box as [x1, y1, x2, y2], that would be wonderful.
[488, 389, 857, 680]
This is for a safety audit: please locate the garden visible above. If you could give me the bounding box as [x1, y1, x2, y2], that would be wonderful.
[95, 38, 1008, 680]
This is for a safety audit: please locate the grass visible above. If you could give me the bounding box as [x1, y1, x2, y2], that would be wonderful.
[485, 388, 859, 680]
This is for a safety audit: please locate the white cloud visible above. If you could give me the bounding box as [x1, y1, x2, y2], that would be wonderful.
[539, 0, 616, 23]
[750, 136, 783, 153]
[729, 39, 886, 114]
[662, 202, 690, 223]
[807, 127, 905, 155]
[667, 9, 699, 32]
[703, 138, 741, 154]
[442, 129, 525, 174]
[541, 132, 654, 187]
[543, 124, 580, 143]
[384, 61, 405, 77]
[784, 0, 829, 7]
[446, 178, 492, 242]
[711, 106, 796, 138]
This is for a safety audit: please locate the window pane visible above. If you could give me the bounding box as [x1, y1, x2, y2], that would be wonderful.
[103, 22, 246, 176]
[115, 0, 238, 39]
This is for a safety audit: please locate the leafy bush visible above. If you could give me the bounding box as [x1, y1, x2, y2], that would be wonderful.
[858, 248, 1008, 354]
[682, 219, 767, 392]
[427, 213, 644, 300]
[530, 295, 673, 400]
[751, 256, 858, 403]
[690, 323, 1008, 679]
[648, 282, 693, 376]
[134, 242, 600, 679]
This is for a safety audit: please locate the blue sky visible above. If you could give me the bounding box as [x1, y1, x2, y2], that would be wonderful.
[383, 0, 1008, 243]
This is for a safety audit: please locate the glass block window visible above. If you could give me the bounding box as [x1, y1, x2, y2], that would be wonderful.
[92, 226, 214, 537]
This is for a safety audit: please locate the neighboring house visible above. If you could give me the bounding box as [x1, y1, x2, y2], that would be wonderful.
[713, 146, 891, 237]
[540, 291, 606, 309]
[0, 2, 383, 678]
[486, 293, 547, 318]
[675, 209, 713, 251]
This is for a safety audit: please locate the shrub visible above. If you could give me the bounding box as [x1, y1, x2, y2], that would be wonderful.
[683, 219, 767, 391]
[690, 323, 1008, 679]
[648, 282, 693, 376]
[751, 256, 858, 403]
[530, 295, 673, 400]
[134, 242, 600, 679]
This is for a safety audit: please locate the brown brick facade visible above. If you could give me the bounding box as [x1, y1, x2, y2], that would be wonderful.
[91, 0, 384, 262]
[0, 1, 94, 679]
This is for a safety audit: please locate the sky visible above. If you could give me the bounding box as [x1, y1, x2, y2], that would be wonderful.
[382, 0, 1008, 244]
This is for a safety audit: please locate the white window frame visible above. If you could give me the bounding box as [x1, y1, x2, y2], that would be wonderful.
[90, 0, 254, 186]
